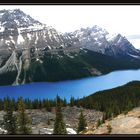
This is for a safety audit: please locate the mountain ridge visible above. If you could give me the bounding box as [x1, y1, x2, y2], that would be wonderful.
[0, 9, 140, 86]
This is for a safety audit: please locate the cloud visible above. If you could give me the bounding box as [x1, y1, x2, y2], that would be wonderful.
[128, 39, 140, 49]
[0, 5, 140, 40]
[126, 35, 140, 40]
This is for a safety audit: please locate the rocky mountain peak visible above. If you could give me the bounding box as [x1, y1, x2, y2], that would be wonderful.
[0, 9, 42, 28]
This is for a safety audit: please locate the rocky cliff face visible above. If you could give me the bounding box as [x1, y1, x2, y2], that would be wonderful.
[0, 9, 140, 86]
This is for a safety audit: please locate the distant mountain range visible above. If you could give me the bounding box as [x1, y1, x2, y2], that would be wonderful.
[0, 9, 140, 86]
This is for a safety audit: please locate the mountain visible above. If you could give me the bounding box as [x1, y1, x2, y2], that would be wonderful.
[0, 9, 140, 86]
[71, 26, 140, 58]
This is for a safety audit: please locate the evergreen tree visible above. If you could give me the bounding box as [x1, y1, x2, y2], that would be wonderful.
[63, 97, 67, 107]
[32, 99, 40, 109]
[0, 99, 3, 110]
[77, 110, 87, 133]
[96, 119, 101, 128]
[17, 97, 32, 134]
[47, 113, 50, 125]
[45, 99, 51, 112]
[107, 124, 112, 133]
[3, 98, 17, 134]
[53, 96, 67, 134]
[24, 99, 32, 109]
[70, 96, 75, 107]
[56, 95, 63, 106]
[102, 113, 106, 124]
[77, 98, 82, 108]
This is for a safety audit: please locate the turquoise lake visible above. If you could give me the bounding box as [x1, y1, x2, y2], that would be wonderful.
[0, 69, 140, 101]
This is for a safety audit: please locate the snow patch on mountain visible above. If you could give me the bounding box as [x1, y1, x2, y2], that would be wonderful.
[0, 27, 4, 32]
[0, 12, 4, 18]
[20, 25, 44, 32]
[47, 45, 51, 50]
[11, 40, 15, 45]
[17, 34, 24, 44]
[106, 33, 117, 41]
[127, 53, 140, 59]
[5, 40, 11, 45]
[27, 33, 32, 40]
[35, 33, 38, 44]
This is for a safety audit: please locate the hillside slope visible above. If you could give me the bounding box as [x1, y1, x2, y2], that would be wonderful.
[75, 81, 140, 119]
[84, 107, 140, 134]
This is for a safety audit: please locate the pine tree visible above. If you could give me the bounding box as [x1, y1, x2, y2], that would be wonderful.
[63, 97, 67, 107]
[70, 96, 75, 107]
[3, 98, 17, 134]
[53, 96, 67, 134]
[77, 110, 87, 133]
[102, 113, 106, 123]
[47, 113, 50, 125]
[24, 99, 32, 109]
[107, 124, 112, 133]
[96, 119, 101, 128]
[17, 97, 32, 134]
[0, 99, 3, 110]
[77, 99, 82, 108]
[45, 99, 51, 112]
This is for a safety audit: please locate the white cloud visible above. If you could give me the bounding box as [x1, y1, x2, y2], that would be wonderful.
[128, 39, 140, 49]
[0, 5, 139, 35]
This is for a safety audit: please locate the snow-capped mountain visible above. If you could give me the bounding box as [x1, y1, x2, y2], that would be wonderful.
[70, 25, 140, 58]
[0, 9, 139, 58]
[0, 9, 140, 86]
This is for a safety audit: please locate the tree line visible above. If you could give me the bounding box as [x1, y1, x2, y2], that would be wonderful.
[0, 95, 82, 111]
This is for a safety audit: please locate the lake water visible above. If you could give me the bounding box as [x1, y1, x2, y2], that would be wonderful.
[0, 69, 140, 101]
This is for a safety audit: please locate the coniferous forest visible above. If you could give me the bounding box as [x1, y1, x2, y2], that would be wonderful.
[0, 81, 140, 134]
[74, 81, 140, 119]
